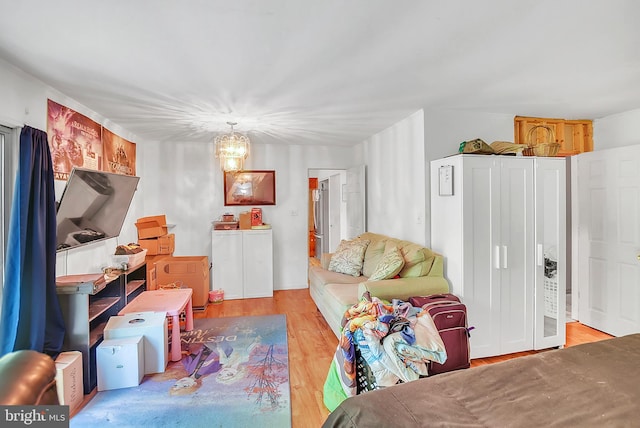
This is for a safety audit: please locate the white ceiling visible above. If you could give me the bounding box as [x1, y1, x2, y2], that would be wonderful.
[1, 0, 639, 146]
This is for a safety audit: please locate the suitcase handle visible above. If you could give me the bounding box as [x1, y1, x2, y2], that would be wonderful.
[427, 294, 452, 300]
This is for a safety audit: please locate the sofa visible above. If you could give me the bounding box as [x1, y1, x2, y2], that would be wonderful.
[0, 350, 59, 405]
[309, 232, 449, 338]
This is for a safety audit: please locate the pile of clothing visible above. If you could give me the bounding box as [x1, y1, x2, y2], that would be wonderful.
[323, 293, 447, 411]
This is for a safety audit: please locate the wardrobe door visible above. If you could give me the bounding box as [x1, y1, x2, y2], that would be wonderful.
[498, 158, 535, 354]
[461, 156, 502, 358]
[534, 158, 567, 349]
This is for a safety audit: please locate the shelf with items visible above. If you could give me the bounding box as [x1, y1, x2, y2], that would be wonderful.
[56, 262, 147, 394]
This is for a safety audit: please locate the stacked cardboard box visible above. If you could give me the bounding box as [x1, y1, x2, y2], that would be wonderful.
[135, 215, 175, 290]
[155, 256, 210, 309]
[135, 215, 175, 255]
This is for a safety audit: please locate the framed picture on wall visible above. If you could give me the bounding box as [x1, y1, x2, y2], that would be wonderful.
[224, 170, 276, 206]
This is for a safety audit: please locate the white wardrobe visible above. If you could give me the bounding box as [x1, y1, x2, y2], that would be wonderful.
[431, 155, 566, 359]
[211, 229, 273, 300]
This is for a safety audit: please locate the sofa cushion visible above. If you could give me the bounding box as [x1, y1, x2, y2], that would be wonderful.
[329, 239, 370, 277]
[362, 239, 386, 278]
[368, 246, 405, 281]
[309, 265, 367, 288]
[389, 241, 436, 278]
[325, 283, 362, 307]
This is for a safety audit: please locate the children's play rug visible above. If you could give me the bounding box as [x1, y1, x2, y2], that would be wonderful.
[71, 314, 290, 428]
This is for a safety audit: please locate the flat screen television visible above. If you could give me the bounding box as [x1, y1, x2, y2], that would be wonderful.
[56, 167, 140, 251]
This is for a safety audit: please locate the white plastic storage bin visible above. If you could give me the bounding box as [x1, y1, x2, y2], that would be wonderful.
[104, 311, 168, 374]
[96, 336, 144, 391]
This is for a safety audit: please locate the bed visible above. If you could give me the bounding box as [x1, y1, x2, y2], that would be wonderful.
[323, 333, 640, 427]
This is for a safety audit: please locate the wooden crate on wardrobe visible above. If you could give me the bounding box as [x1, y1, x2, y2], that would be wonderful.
[514, 116, 593, 156]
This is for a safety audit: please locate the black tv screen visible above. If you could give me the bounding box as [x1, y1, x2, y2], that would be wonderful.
[56, 168, 140, 251]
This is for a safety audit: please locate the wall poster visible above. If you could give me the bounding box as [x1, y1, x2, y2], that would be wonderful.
[102, 128, 137, 176]
[47, 99, 103, 180]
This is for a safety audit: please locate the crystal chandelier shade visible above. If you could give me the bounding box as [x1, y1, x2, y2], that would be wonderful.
[214, 122, 250, 171]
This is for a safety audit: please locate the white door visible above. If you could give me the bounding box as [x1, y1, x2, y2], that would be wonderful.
[498, 157, 535, 354]
[577, 145, 640, 336]
[534, 158, 566, 349]
[346, 165, 366, 238]
[460, 156, 501, 358]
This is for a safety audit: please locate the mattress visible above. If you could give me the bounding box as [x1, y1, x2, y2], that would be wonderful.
[323, 333, 640, 427]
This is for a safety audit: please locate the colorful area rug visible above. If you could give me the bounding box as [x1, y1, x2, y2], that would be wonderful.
[71, 314, 290, 428]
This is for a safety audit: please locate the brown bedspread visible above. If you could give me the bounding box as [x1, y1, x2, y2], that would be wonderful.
[323, 334, 640, 427]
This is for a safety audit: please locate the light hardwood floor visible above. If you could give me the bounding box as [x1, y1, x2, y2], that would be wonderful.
[199, 289, 613, 428]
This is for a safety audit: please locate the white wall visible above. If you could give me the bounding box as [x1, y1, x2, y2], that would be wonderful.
[0, 58, 145, 275]
[139, 141, 356, 291]
[593, 108, 640, 150]
[359, 110, 428, 245]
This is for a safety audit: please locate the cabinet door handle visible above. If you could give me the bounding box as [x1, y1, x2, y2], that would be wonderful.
[494, 246, 501, 269]
[502, 245, 508, 269]
[537, 244, 544, 266]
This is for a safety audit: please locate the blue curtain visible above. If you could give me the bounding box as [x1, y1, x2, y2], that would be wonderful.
[0, 126, 65, 357]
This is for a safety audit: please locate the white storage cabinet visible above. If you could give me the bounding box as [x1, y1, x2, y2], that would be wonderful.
[431, 155, 566, 359]
[211, 229, 273, 299]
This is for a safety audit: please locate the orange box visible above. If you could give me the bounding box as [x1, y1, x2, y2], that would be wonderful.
[139, 233, 175, 255]
[155, 256, 210, 309]
[135, 215, 168, 239]
[251, 208, 262, 226]
[239, 212, 252, 230]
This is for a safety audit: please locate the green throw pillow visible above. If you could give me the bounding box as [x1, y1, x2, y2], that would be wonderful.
[368, 246, 405, 281]
[328, 239, 370, 277]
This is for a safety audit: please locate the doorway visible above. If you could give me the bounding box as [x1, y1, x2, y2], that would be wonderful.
[308, 169, 347, 260]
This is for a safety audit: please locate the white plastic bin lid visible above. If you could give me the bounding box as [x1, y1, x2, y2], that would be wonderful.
[105, 311, 166, 330]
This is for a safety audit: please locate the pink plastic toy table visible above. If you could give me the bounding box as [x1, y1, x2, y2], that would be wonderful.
[119, 288, 193, 361]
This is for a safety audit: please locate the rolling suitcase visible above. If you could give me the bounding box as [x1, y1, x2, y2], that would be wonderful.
[410, 294, 470, 375]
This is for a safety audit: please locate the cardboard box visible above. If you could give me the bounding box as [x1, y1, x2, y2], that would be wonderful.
[155, 256, 210, 308]
[139, 233, 175, 255]
[97, 336, 144, 391]
[239, 212, 251, 229]
[55, 351, 83, 414]
[135, 215, 168, 239]
[105, 312, 168, 374]
[145, 255, 170, 290]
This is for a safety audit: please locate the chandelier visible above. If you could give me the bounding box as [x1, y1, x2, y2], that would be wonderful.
[214, 121, 250, 171]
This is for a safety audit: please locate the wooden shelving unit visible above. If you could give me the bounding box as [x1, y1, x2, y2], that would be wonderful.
[56, 261, 147, 394]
